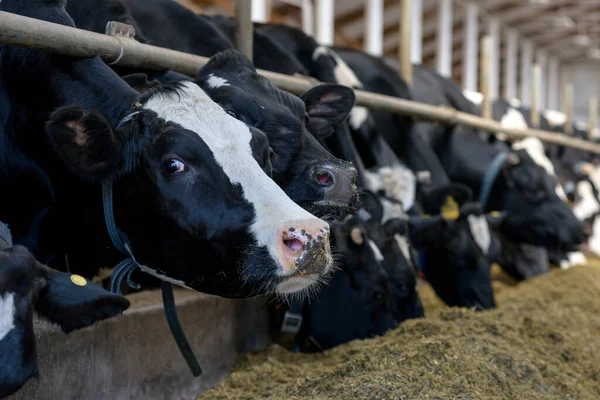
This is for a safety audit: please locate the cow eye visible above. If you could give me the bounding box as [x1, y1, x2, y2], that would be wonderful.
[225, 109, 238, 119]
[162, 159, 187, 175]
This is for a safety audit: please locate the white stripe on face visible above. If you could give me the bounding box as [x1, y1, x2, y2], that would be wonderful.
[142, 82, 329, 271]
[364, 165, 416, 213]
[394, 234, 414, 270]
[512, 136, 568, 202]
[0, 292, 15, 341]
[368, 239, 385, 262]
[467, 214, 491, 255]
[573, 181, 600, 221]
[206, 74, 230, 89]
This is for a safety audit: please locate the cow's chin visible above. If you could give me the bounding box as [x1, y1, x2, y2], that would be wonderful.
[276, 274, 320, 294]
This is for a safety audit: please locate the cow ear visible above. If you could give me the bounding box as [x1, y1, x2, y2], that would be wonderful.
[485, 211, 506, 230]
[383, 218, 408, 238]
[45, 106, 123, 182]
[34, 266, 130, 334]
[121, 73, 161, 94]
[421, 183, 473, 216]
[301, 84, 356, 137]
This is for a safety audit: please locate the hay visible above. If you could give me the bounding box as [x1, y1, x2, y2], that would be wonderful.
[202, 261, 600, 400]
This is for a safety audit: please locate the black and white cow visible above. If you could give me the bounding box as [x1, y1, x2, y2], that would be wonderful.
[279, 215, 399, 352]
[0, 0, 332, 299]
[0, 222, 130, 398]
[195, 50, 359, 217]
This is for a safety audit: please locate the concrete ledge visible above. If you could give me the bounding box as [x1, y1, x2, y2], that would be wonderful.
[11, 289, 270, 400]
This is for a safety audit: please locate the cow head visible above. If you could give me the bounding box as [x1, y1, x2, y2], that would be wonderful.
[45, 81, 333, 298]
[195, 50, 358, 219]
[402, 185, 498, 310]
[497, 150, 585, 250]
[296, 216, 397, 351]
[0, 223, 129, 398]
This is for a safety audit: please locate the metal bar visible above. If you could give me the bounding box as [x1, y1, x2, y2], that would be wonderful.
[436, 0, 453, 77]
[301, 0, 314, 36]
[503, 29, 518, 100]
[520, 40, 533, 106]
[463, 2, 478, 92]
[410, 0, 423, 64]
[400, 0, 413, 86]
[235, 0, 253, 61]
[547, 57, 560, 110]
[480, 36, 491, 120]
[364, 0, 383, 56]
[564, 84, 574, 135]
[251, 0, 269, 23]
[589, 97, 598, 139]
[0, 11, 599, 153]
[488, 18, 500, 100]
[315, 0, 334, 46]
[531, 64, 541, 128]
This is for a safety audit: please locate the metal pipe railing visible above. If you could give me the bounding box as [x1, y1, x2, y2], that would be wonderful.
[1, 11, 600, 153]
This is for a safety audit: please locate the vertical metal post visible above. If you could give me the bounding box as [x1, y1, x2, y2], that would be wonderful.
[480, 36, 492, 119]
[531, 64, 541, 128]
[235, 0, 253, 61]
[401, 0, 413, 85]
[488, 18, 500, 100]
[315, 0, 334, 45]
[365, 0, 383, 56]
[520, 40, 533, 106]
[503, 29, 518, 100]
[536, 50, 548, 111]
[589, 97, 598, 139]
[301, 0, 314, 36]
[463, 2, 478, 91]
[564, 84, 574, 135]
[411, 0, 423, 64]
[548, 57, 560, 110]
[251, 0, 269, 23]
[436, 0, 453, 77]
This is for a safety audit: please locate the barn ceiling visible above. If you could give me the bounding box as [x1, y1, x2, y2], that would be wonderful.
[180, 0, 600, 86]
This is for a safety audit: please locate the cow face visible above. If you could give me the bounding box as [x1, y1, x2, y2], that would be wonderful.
[45, 81, 333, 298]
[499, 150, 585, 250]
[300, 217, 397, 350]
[196, 50, 358, 218]
[0, 223, 129, 398]
[405, 203, 497, 310]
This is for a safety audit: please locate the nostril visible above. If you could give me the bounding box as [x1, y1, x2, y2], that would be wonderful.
[315, 170, 334, 186]
[283, 238, 305, 254]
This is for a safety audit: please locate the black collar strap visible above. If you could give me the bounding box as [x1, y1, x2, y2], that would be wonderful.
[102, 180, 202, 377]
[278, 300, 323, 353]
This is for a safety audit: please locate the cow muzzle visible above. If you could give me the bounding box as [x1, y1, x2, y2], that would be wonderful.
[309, 161, 357, 207]
[274, 219, 333, 294]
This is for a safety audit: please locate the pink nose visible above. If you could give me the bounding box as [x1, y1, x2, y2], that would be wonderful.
[276, 220, 331, 276]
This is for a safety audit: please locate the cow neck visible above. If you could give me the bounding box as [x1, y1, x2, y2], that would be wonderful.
[102, 179, 203, 377]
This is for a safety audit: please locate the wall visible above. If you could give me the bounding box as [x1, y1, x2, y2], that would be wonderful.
[560, 60, 600, 123]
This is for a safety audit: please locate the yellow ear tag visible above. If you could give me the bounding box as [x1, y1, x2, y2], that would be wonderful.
[70, 274, 87, 287]
[441, 196, 459, 220]
[422, 214, 430, 218]
[490, 211, 501, 217]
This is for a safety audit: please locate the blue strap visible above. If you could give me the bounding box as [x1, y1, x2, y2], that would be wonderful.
[0, 221, 12, 249]
[417, 252, 426, 272]
[102, 181, 202, 376]
[479, 152, 510, 208]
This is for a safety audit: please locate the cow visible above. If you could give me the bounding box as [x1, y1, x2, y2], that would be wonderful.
[0, 222, 130, 398]
[0, 0, 333, 300]
[195, 50, 359, 218]
[66, 1, 360, 217]
[276, 215, 400, 352]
